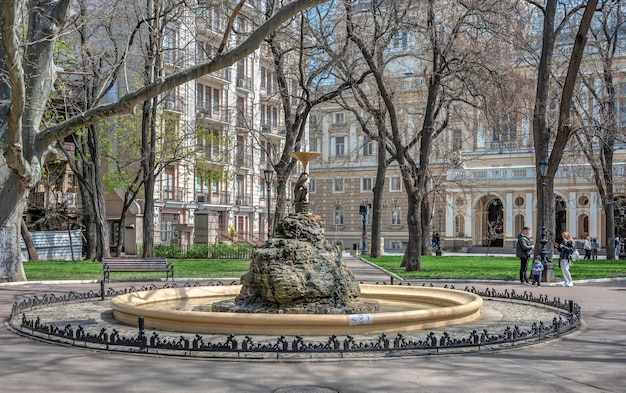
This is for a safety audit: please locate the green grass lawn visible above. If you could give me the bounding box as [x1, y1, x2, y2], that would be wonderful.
[23, 259, 251, 281]
[21, 255, 626, 282]
[362, 255, 626, 281]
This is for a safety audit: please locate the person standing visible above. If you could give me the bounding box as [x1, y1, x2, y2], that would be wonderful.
[516, 227, 533, 285]
[530, 256, 544, 286]
[591, 237, 600, 260]
[583, 236, 592, 260]
[555, 231, 576, 287]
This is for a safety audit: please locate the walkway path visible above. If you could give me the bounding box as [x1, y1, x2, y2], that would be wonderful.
[1, 256, 625, 393]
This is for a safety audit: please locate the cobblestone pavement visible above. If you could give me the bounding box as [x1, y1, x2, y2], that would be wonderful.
[1, 257, 625, 392]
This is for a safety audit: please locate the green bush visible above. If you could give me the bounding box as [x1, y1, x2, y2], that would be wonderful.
[154, 244, 184, 258]
[186, 244, 210, 258]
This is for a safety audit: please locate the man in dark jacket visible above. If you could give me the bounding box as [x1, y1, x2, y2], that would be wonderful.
[516, 227, 533, 285]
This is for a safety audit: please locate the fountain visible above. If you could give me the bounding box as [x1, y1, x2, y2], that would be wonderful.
[111, 152, 483, 335]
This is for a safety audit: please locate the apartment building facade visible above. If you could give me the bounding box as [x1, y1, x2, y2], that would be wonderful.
[104, 2, 294, 254]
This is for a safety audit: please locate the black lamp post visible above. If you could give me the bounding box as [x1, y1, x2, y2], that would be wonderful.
[539, 159, 552, 281]
[263, 164, 274, 240]
[616, 206, 626, 260]
[359, 203, 371, 254]
[436, 208, 443, 256]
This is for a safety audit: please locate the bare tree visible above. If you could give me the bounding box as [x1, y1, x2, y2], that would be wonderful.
[0, 0, 330, 282]
[571, 0, 624, 258]
[531, 0, 599, 260]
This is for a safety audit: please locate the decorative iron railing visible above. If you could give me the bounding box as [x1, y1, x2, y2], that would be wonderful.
[8, 282, 581, 359]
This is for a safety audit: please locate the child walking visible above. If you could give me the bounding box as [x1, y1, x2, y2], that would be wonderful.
[530, 256, 544, 286]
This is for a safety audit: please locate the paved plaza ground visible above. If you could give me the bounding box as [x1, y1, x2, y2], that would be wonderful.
[1, 255, 625, 393]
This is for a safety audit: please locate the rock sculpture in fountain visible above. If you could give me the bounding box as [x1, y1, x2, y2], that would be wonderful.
[213, 151, 378, 314]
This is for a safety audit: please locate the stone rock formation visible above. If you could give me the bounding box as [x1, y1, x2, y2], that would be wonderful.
[213, 213, 378, 314]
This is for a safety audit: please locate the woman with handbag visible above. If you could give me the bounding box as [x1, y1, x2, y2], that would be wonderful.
[555, 231, 576, 287]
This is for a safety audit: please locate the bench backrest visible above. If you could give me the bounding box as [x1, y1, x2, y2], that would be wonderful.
[103, 259, 169, 269]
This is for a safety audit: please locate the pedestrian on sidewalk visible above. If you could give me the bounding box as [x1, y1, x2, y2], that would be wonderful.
[591, 237, 600, 260]
[530, 256, 544, 286]
[516, 226, 533, 286]
[583, 236, 592, 260]
[555, 231, 576, 287]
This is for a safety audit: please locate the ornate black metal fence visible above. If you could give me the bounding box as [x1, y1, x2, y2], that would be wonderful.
[8, 282, 581, 359]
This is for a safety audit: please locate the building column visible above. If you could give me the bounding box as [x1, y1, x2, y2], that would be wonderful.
[505, 192, 514, 240]
[464, 193, 472, 243]
[445, 193, 454, 239]
[525, 192, 534, 231]
[568, 191, 577, 237]
[590, 192, 599, 239]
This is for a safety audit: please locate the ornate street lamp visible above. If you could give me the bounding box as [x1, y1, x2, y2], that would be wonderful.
[539, 159, 551, 281]
[359, 202, 371, 255]
[263, 163, 274, 240]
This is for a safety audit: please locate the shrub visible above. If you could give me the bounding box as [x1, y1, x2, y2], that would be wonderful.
[186, 244, 210, 259]
[154, 244, 184, 258]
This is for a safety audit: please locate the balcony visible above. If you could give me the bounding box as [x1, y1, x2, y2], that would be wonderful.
[235, 152, 252, 168]
[261, 124, 286, 138]
[195, 191, 233, 206]
[236, 77, 252, 91]
[196, 108, 229, 123]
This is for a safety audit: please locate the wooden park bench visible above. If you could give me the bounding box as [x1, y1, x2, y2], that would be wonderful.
[102, 258, 174, 282]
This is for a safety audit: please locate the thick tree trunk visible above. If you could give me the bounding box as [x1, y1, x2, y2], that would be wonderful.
[402, 191, 422, 271]
[0, 188, 27, 281]
[370, 136, 387, 258]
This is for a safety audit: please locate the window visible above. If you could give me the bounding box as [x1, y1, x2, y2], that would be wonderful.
[455, 215, 465, 237]
[334, 207, 344, 226]
[309, 137, 319, 152]
[212, 9, 221, 31]
[160, 213, 178, 242]
[333, 112, 345, 124]
[213, 88, 220, 112]
[309, 179, 316, 193]
[391, 207, 401, 226]
[196, 84, 214, 111]
[163, 165, 175, 200]
[390, 176, 401, 192]
[333, 178, 344, 193]
[361, 178, 372, 192]
[195, 171, 209, 193]
[452, 129, 462, 151]
[618, 82, 626, 127]
[362, 137, 374, 156]
[163, 28, 177, 65]
[334, 136, 345, 157]
[392, 31, 408, 49]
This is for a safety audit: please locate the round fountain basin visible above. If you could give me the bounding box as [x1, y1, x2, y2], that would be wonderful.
[110, 284, 483, 335]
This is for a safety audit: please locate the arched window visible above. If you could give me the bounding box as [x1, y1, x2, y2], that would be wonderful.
[455, 215, 465, 237]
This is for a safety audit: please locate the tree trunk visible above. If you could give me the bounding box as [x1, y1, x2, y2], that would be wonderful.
[402, 191, 422, 271]
[0, 191, 27, 281]
[21, 217, 38, 261]
[142, 99, 157, 258]
[370, 136, 387, 258]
